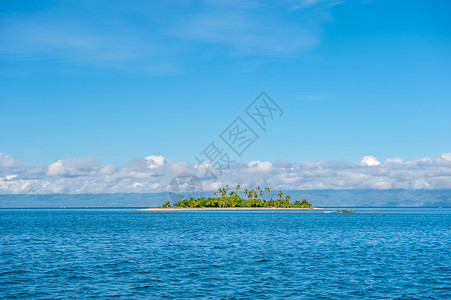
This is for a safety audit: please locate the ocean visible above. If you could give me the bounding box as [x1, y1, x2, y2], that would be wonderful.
[1, 209, 450, 299]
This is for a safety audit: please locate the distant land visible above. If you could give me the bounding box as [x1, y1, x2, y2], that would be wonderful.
[0, 190, 450, 208]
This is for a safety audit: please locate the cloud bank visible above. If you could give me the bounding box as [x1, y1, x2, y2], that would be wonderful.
[1, 153, 451, 194]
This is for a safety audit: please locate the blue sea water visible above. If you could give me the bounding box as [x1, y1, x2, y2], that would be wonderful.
[1, 209, 450, 299]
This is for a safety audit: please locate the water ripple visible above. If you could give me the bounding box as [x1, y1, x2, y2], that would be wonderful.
[1, 210, 450, 299]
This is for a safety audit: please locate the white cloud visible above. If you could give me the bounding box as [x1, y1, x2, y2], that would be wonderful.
[47, 157, 102, 176]
[176, 11, 318, 56]
[1, 152, 451, 194]
[47, 160, 65, 176]
[100, 164, 118, 175]
[247, 160, 272, 172]
[4, 175, 18, 180]
[145, 155, 167, 169]
[385, 157, 404, 164]
[441, 152, 451, 162]
[0, 153, 19, 168]
[0, 0, 340, 72]
[361, 156, 381, 166]
[0, 11, 160, 75]
[287, 0, 343, 11]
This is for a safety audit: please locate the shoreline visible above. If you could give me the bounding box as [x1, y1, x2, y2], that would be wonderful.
[136, 207, 319, 211]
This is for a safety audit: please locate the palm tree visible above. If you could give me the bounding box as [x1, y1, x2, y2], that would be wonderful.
[236, 185, 241, 197]
[284, 194, 291, 208]
[265, 187, 271, 201]
[244, 189, 249, 199]
[277, 190, 283, 201]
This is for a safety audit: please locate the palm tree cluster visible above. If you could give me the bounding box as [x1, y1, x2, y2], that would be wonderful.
[169, 185, 313, 208]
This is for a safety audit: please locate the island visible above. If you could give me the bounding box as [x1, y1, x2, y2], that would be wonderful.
[141, 185, 314, 210]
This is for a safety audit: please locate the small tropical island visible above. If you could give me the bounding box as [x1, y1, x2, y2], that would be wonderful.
[145, 185, 314, 210]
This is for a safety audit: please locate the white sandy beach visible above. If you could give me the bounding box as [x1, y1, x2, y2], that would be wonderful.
[137, 207, 320, 211]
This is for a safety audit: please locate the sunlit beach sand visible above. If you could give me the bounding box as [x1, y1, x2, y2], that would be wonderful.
[137, 207, 319, 211]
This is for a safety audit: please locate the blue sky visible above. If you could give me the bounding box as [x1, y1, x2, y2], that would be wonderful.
[1, 0, 450, 168]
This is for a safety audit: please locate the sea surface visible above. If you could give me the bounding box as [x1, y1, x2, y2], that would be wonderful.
[1, 208, 450, 299]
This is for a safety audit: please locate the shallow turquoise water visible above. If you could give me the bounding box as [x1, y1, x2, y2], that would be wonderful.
[1, 209, 450, 299]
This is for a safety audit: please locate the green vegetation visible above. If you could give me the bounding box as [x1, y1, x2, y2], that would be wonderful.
[158, 186, 313, 208]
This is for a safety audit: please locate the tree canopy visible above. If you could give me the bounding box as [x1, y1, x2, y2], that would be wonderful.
[159, 186, 313, 208]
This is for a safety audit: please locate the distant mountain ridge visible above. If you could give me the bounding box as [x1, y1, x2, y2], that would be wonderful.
[0, 190, 450, 208]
